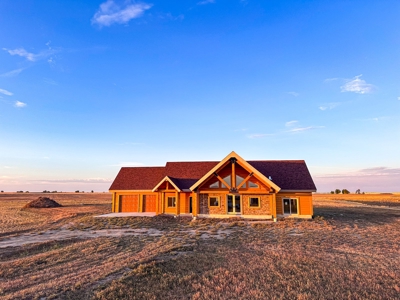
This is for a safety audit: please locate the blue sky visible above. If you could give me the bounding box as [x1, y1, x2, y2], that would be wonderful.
[1, 0, 399, 192]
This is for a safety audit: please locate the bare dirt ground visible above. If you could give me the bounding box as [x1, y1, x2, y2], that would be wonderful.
[0, 193, 399, 299]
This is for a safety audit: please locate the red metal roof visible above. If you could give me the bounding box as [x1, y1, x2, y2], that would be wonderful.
[109, 160, 316, 191]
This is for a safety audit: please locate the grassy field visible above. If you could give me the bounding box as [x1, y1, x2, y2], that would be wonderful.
[0, 193, 399, 299]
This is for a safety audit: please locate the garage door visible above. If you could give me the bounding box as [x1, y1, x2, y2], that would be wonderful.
[143, 195, 156, 212]
[119, 195, 139, 212]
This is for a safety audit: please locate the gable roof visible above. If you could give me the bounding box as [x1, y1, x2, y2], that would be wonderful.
[248, 160, 316, 191]
[109, 167, 165, 190]
[189, 151, 281, 192]
[109, 154, 316, 192]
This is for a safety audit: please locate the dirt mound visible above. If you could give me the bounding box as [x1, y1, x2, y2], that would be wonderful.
[23, 197, 62, 209]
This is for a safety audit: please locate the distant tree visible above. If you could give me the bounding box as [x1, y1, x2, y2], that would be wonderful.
[25, 191, 29, 193]
[75, 190, 80, 193]
[91, 190, 94, 193]
[1, 190, 3, 193]
[335, 189, 341, 194]
[342, 189, 350, 194]
[82, 191, 85, 193]
[355, 189, 361, 194]
[52, 191, 57, 193]
[330, 191, 334, 194]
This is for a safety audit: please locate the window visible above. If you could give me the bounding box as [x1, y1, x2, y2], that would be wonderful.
[209, 181, 219, 188]
[236, 175, 244, 187]
[209, 196, 220, 207]
[283, 198, 298, 214]
[223, 175, 231, 187]
[249, 197, 260, 207]
[248, 180, 259, 188]
[167, 197, 176, 207]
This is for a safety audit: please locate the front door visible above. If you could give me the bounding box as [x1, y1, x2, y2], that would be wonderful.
[227, 195, 241, 214]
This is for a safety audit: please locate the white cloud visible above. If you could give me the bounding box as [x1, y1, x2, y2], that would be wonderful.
[247, 133, 273, 139]
[92, 0, 152, 27]
[0, 88, 13, 96]
[3, 47, 56, 62]
[197, 0, 215, 5]
[324, 77, 339, 82]
[31, 178, 112, 184]
[398, 97, 400, 101]
[285, 120, 298, 127]
[287, 126, 324, 133]
[0, 68, 24, 77]
[319, 102, 340, 111]
[287, 92, 299, 97]
[14, 101, 27, 108]
[341, 75, 374, 94]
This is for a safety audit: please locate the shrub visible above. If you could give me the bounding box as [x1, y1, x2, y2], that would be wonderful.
[330, 191, 334, 194]
[342, 189, 350, 194]
[335, 189, 341, 194]
[75, 190, 80, 193]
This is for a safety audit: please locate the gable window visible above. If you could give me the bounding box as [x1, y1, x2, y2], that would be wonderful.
[209, 196, 220, 207]
[167, 197, 176, 207]
[209, 181, 219, 188]
[249, 197, 260, 207]
[248, 181, 259, 188]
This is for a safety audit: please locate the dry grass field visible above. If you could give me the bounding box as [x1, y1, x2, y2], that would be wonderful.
[0, 193, 399, 299]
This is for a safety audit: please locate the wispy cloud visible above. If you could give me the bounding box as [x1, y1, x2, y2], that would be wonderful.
[285, 120, 298, 127]
[197, 0, 215, 5]
[92, 0, 152, 27]
[341, 75, 374, 94]
[31, 178, 112, 184]
[247, 133, 273, 139]
[0, 88, 13, 96]
[287, 126, 324, 133]
[0, 68, 24, 77]
[287, 92, 299, 97]
[319, 102, 340, 111]
[3, 47, 56, 62]
[14, 101, 27, 108]
[324, 77, 339, 82]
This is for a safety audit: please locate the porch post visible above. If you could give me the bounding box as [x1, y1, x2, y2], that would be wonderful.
[272, 193, 277, 219]
[161, 192, 165, 214]
[156, 192, 159, 215]
[175, 191, 180, 215]
[192, 192, 198, 217]
[111, 192, 115, 212]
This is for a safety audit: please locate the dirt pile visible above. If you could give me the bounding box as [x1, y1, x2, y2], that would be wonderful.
[23, 197, 63, 209]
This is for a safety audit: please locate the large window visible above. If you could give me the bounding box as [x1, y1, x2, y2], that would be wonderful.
[249, 197, 260, 207]
[209, 196, 220, 207]
[209, 181, 219, 188]
[248, 180, 259, 188]
[167, 197, 176, 207]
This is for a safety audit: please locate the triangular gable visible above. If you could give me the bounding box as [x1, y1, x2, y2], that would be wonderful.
[152, 176, 182, 192]
[189, 151, 281, 192]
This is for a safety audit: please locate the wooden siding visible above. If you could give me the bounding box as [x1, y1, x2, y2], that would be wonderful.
[276, 192, 313, 216]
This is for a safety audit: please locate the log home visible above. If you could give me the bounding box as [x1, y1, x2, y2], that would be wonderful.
[109, 151, 316, 219]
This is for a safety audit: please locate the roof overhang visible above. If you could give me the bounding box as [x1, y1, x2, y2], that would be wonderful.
[189, 151, 281, 192]
[152, 176, 182, 192]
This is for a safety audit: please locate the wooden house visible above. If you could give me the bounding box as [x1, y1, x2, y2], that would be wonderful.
[109, 151, 316, 219]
